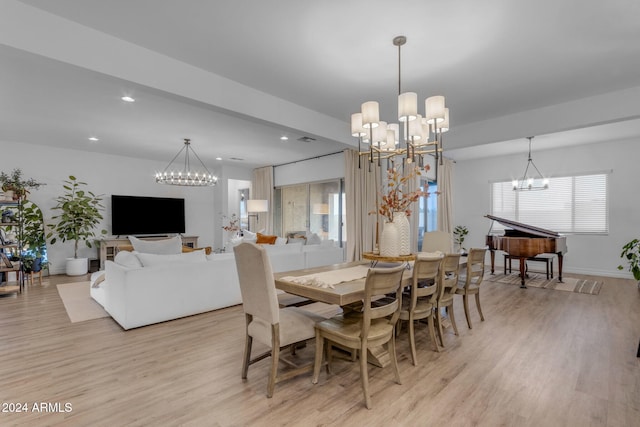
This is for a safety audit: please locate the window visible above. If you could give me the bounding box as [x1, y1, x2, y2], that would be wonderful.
[490, 172, 609, 234]
[417, 179, 438, 250]
[274, 179, 344, 244]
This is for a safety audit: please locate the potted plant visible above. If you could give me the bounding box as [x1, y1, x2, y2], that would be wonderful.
[19, 200, 48, 273]
[0, 168, 44, 201]
[47, 176, 107, 276]
[617, 238, 640, 284]
[453, 225, 469, 253]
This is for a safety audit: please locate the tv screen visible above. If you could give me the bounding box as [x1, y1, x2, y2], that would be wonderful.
[111, 195, 185, 236]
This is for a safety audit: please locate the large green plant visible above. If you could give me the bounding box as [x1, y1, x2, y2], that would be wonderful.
[617, 239, 640, 281]
[453, 225, 469, 250]
[47, 176, 107, 259]
[20, 200, 47, 258]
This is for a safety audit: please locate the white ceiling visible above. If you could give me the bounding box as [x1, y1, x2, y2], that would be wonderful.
[2, 0, 640, 168]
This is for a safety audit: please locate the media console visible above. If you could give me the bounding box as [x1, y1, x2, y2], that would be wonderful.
[98, 236, 198, 269]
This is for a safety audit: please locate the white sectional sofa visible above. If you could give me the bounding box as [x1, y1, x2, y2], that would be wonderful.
[90, 242, 344, 330]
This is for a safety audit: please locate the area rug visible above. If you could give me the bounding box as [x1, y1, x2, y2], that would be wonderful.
[484, 272, 603, 295]
[56, 281, 109, 323]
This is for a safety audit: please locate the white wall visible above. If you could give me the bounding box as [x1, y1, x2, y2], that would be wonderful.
[274, 151, 344, 186]
[0, 140, 251, 274]
[452, 138, 640, 277]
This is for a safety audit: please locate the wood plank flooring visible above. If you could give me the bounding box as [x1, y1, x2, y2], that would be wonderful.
[0, 273, 639, 426]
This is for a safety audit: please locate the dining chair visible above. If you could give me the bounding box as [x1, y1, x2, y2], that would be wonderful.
[456, 248, 488, 329]
[312, 264, 406, 409]
[233, 242, 327, 398]
[434, 253, 462, 347]
[399, 254, 444, 364]
[421, 230, 453, 253]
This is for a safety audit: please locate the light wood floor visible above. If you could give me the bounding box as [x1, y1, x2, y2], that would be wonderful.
[1, 272, 639, 427]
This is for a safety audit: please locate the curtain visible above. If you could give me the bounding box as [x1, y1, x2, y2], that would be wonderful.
[251, 166, 274, 234]
[344, 149, 379, 261]
[437, 157, 454, 233]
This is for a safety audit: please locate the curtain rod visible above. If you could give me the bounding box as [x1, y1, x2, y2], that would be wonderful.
[273, 150, 344, 168]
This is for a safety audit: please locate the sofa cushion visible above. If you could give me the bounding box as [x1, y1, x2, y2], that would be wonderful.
[256, 233, 278, 244]
[306, 232, 322, 245]
[136, 250, 207, 267]
[90, 271, 106, 288]
[114, 250, 143, 268]
[128, 235, 182, 254]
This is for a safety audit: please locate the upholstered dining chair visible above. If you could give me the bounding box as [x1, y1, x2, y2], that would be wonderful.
[233, 242, 326, 398]
[456, 248, 488, 329]
[421, 230, 453, 253]
[434, 253, 462, 347]
[312, 264, 406, 409]
[398, 254, 444, 364]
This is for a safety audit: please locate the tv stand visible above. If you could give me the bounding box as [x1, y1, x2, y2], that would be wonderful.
[99, 235, 198, 269]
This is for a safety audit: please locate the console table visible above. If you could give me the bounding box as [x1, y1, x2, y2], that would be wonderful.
[98, 236, 198, 269]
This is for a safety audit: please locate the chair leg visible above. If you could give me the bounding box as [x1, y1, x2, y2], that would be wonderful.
[360, 342, 372, 409]
[312, 329, 323, 384]
[463, 294, 472, 329]
[389, 333, 401, 386]
[242, 334, 253, 379]
[267, 324, 280, 398]
[448, 304, 459, 336]
[408, 314, 417, 365]
[436, 307, 445, 347]
[427, 313, 440, 353]
[475, 292, 485, 321]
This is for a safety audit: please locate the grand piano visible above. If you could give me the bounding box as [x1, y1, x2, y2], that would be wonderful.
[485, 214, 567, 288]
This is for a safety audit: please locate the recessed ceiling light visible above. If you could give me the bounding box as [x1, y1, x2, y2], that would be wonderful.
[88, 137, 99, 142]
[215, 157, 222, 161]
[121, 96, 135, 102]
[280, 136, 289, 141]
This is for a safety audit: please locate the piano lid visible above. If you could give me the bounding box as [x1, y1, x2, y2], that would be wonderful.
[485, 214, 561, 238]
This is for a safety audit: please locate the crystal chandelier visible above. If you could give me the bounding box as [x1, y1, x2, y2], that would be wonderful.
[512, 136, 549, 191]
[350, 36, 450, 171]
[155, 138, 218, 186]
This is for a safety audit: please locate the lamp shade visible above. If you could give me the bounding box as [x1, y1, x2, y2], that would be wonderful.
[408, 114, 423, 140]
[425, 95, 446, 124]
[388, 123, 399, 145]
[312, 203, 329, 215]
[361, 101, 380, 129]
[247, 199, 268, 213]
[398, 92, 418, 122]
[351, 113, 367, 137]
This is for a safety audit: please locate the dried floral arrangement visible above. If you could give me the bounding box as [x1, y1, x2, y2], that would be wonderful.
[221, 213, 240, 232]
[375, 165, 431, 222]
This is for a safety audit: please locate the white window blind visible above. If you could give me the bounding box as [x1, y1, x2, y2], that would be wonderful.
[490, 172, 608, 234]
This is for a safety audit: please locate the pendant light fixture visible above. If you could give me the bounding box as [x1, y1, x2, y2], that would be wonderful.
[155, 138, 218, 186]
[512, 136, 549, 191]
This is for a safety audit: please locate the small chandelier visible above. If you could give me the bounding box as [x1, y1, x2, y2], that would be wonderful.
[350, 36, 449, 171]
[512, 136, 549, 191]
[156, 138, 218, 186]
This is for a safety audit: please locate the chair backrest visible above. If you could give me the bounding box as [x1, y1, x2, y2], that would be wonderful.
[233, 242, 280, 325]
[361, 264, 406, 336]
[464, 248, 487, 289]
[437, 253, 462, 301]
[421, 231, 453, 253]
[411, 255, 444, 307]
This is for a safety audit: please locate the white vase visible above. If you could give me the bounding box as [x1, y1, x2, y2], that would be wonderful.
[380, 221, 400, 257]
[394, 212, 411, 255]
[66, 257, 88, 276]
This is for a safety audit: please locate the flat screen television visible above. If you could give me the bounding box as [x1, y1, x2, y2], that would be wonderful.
[111, 195, 185, 236]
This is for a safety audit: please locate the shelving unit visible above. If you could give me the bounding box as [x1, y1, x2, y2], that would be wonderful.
[0, 201, 22, 294]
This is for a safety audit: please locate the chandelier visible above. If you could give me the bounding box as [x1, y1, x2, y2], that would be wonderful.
[512, 136, 549, 191]
[350, 36, 449, 171]
[155, 138, 218, 186]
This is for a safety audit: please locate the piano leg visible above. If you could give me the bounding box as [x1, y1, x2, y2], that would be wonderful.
[518, 257, 527, 288]
[489, 250, 495, 275]
[557, 253, 564, 282]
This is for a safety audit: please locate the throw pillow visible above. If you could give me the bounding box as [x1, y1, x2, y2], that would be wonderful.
[306, 232, 322, 245]
[256, 233, 278, 245]
[114, 250, 143, 268]
[275, 237, 287, 245]
[135, 250, 207, 267]
[128, 235, 182, 254]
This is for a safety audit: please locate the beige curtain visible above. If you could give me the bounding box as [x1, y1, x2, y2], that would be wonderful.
[251, 166, 274, 234]
[437, 157, 454, 233]
[345, 149, 379, 261]
[406, 166, 421, 253]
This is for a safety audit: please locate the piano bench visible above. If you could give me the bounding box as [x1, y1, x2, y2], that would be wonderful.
[504, 254, 555, 279]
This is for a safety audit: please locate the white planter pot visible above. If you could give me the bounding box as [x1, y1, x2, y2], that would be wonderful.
[66, 257, 88, 276]
[380, 221, 400, 257]
[394, 212, 411, 255]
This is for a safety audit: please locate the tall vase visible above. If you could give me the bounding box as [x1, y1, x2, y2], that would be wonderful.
[380, 220, 400, 257]
[394, 211, 411, 255]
